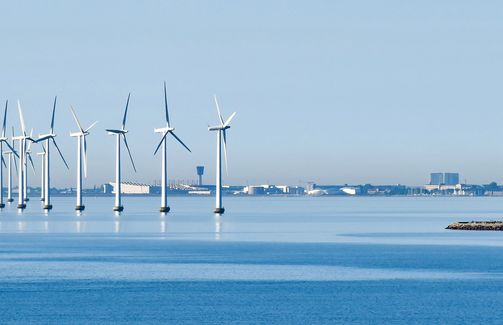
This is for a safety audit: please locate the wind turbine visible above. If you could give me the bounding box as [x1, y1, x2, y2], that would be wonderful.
[106, 93, 136, 212]
[154, 82, 191, 213]
[208, 96, 236, 214]
[5, 127, 18, 203]
[36, 97, 69, 210]
[0, 101, 19, 208]
[70, 105, 98, 211]
[13, 101, 34, 209]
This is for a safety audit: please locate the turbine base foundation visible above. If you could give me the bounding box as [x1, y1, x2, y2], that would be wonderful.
[0, 203, 5, 209]
[7, 198, 14, 203]
[43, 205, 53, 210]
[17, 204, 26, 209]
[214, 207, 225, 214]
[113, 206, 124, 212]
[160, 206, 170, 213]
[40, 198, 45, 201]
[75, 205, 85, 211]
[24, 198, 30, 202]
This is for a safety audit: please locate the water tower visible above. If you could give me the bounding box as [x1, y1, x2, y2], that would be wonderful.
[196, 166, 205, 186]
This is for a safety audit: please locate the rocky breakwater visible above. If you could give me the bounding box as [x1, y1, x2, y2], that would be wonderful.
[447, 221, 503, 231]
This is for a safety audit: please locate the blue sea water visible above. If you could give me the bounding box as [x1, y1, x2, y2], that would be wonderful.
[1, 196, 503, 324]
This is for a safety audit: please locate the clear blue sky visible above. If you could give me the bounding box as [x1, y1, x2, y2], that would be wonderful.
[0, 1, 502, 187]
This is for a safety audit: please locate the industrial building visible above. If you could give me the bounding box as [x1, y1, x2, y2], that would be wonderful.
[430, 173, 444, 185]
[444, 173, 460, 185]
[429, 172, 460, 186]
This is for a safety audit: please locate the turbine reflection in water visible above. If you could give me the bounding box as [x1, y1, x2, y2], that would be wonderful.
[214, 214, 222, 240]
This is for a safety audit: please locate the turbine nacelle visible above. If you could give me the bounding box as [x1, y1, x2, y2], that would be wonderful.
[12, 135, 32, 141]
[106, 129, 128, 135]
[70, 131, 89, 137]
[36, 133, 56, 143]
[154, 126, 175, 134]
[208, 125, 231, 131]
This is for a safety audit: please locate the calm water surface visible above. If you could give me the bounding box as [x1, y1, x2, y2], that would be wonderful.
[1, 196, 503, 324]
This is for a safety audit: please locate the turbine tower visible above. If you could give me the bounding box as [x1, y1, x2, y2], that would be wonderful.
[24, 130, 36, 202]
[37, 149, 45, 201]
[208, 96, 236, 214]
[153, 82, 191, 213]
[5, 127, 18, 203]
[0, 101, 19, 208]
[13, 101, 34, 209]
[36, 97, 69, 210]
[106, 93, 136, 212]
[70, 106, 98, 211]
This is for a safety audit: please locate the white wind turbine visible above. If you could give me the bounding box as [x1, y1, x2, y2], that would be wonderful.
[5, 127, 18, 203]
[154, 82, 191, 213]
[0, 101, 19, 208]
[106, 93, 136, 212]
[208, 96, 236, 214]
[69, 106, 98, 211]
[13, 101, 34, 209]
[36, 97, 69, 210]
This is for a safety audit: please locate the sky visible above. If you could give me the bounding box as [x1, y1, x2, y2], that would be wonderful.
[0, 0, 502, 187]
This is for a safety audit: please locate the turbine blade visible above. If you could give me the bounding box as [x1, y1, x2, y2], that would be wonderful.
[83, 136, 88, 178]
[17, 100, 26, 135]
[27, 129, 34, 150]
[35, 135, 51, 143]
[122, 134, 136, 172]
[1, 156, 6, 169]
[122, 93, 131, 130]
[154, 132, 168, 156]
[222, 130, 229, 176]
[50, 96, 57, 134]
[69, 106, 84, 132]
[85, 121, 98, 133]
[52, 138, 69, 169]
[224, 112, 237, 127]
[214, 95, 224, 125]
[105, 129, 122, 134]
[4, 141, 19, 159]
[2, 100, 8, 138]
[169, 131, 191, 153]
[28, 154, 36, 175]
[164, 82, 170, 127]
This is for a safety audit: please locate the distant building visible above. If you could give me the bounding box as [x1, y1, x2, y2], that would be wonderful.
[196, 166, 205, 186]
[341, 187, 359, 195]
[109, 182, 151, 194]
[429, 172, 460, 186]
[430, 173, 444, 185]
[247, 186, 266, 195]
[444, 173, 460, 185]
[103, 183, 113, 194]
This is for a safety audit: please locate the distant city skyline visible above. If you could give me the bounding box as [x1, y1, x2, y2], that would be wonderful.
[1, 1, 503, 187]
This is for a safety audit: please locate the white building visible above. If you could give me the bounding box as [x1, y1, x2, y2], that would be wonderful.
[109, 182, 151, 194]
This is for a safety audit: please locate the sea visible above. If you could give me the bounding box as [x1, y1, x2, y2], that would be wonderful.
[1, 195, 503, 324]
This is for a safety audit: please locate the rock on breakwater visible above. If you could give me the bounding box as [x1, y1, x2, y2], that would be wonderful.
[447, 221, 503, 231]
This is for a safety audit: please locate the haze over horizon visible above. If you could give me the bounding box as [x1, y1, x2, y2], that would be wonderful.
[1, 1, 502, 187]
